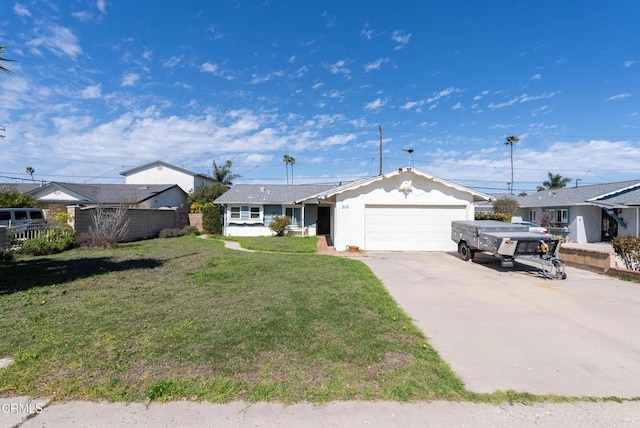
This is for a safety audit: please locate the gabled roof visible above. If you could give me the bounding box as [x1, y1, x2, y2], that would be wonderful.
[517, 180, 640, 208]
[305, 166, 492, 203]
[120, 160, 212, 180]
[27, 183, 185, 205]
[214, 184, 336, 205]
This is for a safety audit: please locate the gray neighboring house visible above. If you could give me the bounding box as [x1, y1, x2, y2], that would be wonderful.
[214, 184, 336, 237]
[2, 182, 188, 211]
[515, 180, 640, 243]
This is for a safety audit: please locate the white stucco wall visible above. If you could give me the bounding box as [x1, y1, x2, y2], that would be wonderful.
[331, 171, 475, 251]
[125, 166, 197, 194]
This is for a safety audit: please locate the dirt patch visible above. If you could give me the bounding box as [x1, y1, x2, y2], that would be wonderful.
[366, 352, 413, 376]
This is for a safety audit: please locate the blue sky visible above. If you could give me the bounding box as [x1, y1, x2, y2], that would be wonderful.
[1, 1, 639, 193]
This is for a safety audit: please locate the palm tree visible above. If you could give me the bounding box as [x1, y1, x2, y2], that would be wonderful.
[25, 166, 35, 183]
[212, 160, 240, 186]
[537, 172, 571, 191]
[0, 46, 15, 74]
[504, 135, 519, 194]
[282, 155, 295, 185]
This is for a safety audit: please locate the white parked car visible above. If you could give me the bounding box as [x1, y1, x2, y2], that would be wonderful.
[512, 221, 549, 235]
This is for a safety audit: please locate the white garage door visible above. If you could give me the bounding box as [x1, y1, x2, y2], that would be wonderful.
[365, 205, 467, 251]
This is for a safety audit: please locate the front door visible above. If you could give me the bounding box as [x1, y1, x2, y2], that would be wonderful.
[601, 209, 618, 241]
[317, 206, 330, 235]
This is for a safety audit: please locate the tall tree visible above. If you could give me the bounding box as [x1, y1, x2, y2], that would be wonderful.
[282, 154, 295, 185]
[504, 135, 519, 194]
[25, 166, 35, 183]
[212, 160, 240, 186]
[537, 172, 571, 191]
[0, 46, 15, 74]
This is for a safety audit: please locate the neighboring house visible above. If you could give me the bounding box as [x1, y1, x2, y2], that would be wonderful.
[515, 180, 640, 243]
[4, 182, 188, 212]
[215, 166, 491, 251]
[120, 160, 217, 194]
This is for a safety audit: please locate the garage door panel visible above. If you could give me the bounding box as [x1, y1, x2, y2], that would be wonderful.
[365, 205, 466, 251]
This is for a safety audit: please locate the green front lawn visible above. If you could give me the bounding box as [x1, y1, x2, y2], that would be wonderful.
[0, 236, 568, 404]
[220, 235, 318, 253]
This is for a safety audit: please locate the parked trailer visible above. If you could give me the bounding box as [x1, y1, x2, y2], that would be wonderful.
[451, 220, 566, 280]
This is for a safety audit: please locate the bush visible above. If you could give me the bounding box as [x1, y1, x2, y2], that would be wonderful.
[0, 248, 14, 262]
[182, 225, 200, 235]
[0, 187, 37, 207]
[493, 196, 519, 216]
[475, 212, 511, 222]
[269, 215, 291, 236]
[19, 235, 75, 256]
[202, 204, 222, 235]
[612, 236, 640, 271]
[80, 205, 130, 248]
[159, 228, 184, 238]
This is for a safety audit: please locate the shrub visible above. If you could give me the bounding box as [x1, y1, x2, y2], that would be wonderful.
[612, 236, 640, 271]
[202, 204, 222, 235]
[81, 205, 130, 248]
[0, 187, 37, 207]
[493, 197, 519, 216]
[187, 184, 228, 206]
[182, 225, 200, 235]
[269, 215, 291, 236]
[475, 212, 511, 222]
[19, 235, 75, 256]
[0, 248, 14, 262]
[159, 228, 186, 238]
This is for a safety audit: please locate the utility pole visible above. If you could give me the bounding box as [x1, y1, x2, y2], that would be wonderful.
[379, 125, 383, 175]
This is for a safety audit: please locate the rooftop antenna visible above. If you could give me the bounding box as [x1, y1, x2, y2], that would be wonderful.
[402, 147, 414, 166]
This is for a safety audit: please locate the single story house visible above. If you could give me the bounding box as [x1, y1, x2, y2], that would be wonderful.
[215, 166, 491, 251]
[515, 180, 640, 243]
[120, 160, 217, 194]
[2, 182, 188, 212]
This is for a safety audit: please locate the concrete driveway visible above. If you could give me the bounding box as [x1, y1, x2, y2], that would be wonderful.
[360, 251, 640, 398]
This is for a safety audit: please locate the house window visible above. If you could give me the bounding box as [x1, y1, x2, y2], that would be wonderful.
[285, 207, 302, 227]
[556, 209, 568, 224]
[529, 210, 537, 223]
[230, 206, 241, 219]
[250, 206, 260, 220]
[228, 205, 262, 223]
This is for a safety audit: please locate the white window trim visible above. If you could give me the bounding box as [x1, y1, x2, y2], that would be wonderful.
[228, 205, 263, 224]
[284, 205, 303, 228]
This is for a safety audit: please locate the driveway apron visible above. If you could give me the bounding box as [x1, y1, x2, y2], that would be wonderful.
[360, 251, 640, 397]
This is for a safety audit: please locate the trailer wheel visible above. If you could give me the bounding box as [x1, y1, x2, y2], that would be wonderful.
[459, 242, 473, 261]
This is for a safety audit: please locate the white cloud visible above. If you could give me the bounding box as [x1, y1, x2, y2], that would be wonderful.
[531, 73, 542, 80]
[364, 98, 387, 111]
[97, 0, 106, 13]
[427, 87, 462, 103]
[27, 25, 82, 59]
[607, 93, 631, 101]
[13, 3, 31, 17]
[121, 73, 140, 86]
[391, 30, 411, 49]
[473, 90, 489, 101]
[624, 60, 637, 68]
[200, 62, 219, 73]
[326, 60, 350, 75]
[488, 92, 560, 109]
[400, 101, 420, 110]
[81, 84, 102, 99]
[311, 82, 323, 90]
[452, 102, 462, 110]
[251, 71, 284, 84]
[364, 58, 390, 72]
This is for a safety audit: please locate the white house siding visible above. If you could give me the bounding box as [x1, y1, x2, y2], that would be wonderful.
[332, 172, 475, 251]
[125, 166, 197, 194]
[137, 187, 188, 209]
